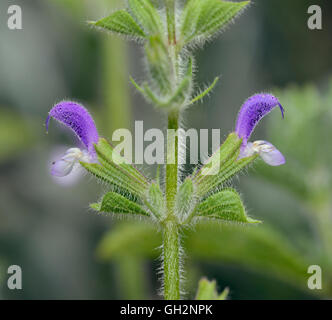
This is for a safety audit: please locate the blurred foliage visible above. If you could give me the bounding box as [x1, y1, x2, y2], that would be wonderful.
[0, 108, 35, 162]
[258, 0, 332, 86]
[195, 278, 229, 300]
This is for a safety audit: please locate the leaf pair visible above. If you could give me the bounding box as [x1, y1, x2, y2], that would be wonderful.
[180, 0, 250, 47]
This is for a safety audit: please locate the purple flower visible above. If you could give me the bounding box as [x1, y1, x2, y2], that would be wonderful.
[235, 93, 285, 166]
[46, 101, 99, 177]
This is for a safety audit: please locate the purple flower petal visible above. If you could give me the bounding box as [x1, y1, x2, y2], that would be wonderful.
[46, 101, 99, 156]
[235, 94, 284, 146]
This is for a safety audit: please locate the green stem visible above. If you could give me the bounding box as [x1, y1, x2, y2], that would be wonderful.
[166, 110, 179, 209]
[165, 0, 178, 87]
[163, 109, 180, 300]
[163, 219, 180, 300]
[163, 0, 181, 300]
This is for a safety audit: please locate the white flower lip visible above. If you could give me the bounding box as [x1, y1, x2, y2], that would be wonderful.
[51, 148, 90, 177]
[243, 140, 285, 166]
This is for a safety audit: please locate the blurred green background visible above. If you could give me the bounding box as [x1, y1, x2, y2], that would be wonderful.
[0, 0, 331, 299]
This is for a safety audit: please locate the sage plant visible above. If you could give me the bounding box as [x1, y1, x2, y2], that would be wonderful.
[46, 0, 285, 300]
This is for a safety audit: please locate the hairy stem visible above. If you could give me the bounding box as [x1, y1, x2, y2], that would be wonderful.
[166, 110, 179, 209]
[163, 219, 180, 300]
[165, 0, 178, 88]
[162, 0, 181, 300]
[163, 109, 180, 300]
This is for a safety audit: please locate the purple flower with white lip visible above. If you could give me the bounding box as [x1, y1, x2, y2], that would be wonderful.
[235, 93, 285, 166]
[46, 101, 99, 177]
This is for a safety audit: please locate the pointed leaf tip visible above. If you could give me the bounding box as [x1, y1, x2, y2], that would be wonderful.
[92, 10, 146, 39]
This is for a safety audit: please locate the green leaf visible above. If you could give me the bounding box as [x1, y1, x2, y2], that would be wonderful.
[89, 10, 146, 39]
[190, 77, 219, 105]
[146, 183, 166, 219]
[196, 188, 260, 223]
[180, 0, 250, 45]
[197, 0, 249, 37]
[175, 178, 195, 221]
[145, 35, 172, 95]
[180, 0, 202, 44]
[128, 0, 164, 35]
[195, 278, 229, 300]
[92, 191, 149, 217]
